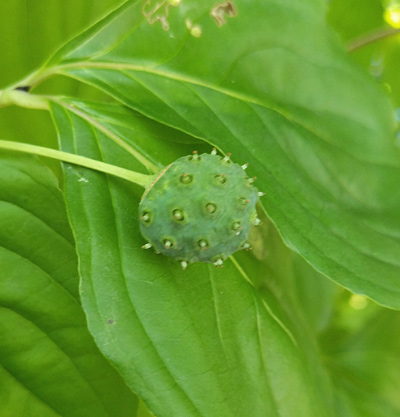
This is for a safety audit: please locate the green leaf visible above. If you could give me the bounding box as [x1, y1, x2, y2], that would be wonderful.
[291, 254, 338, 333]
[321, 299, 400, 416]
[40, 0, 400, 308]
[50, 97, 206, 171]
[50, 98, 335, 417]
[0, 151, 137, 417]
[238, 209, 338, 334]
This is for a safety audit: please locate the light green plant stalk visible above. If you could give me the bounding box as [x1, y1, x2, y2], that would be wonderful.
[0, 87, 156, 188]
[0, 140, 156, 189]
[0, 87, 49, 110]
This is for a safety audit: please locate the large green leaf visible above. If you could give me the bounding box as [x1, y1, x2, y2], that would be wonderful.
[50, 98, 335, 417]
[0, 152, 137, 417]
[35, 0, 400, 308]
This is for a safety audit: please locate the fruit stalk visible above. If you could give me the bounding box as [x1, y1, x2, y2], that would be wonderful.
[0, 139, 155, 188]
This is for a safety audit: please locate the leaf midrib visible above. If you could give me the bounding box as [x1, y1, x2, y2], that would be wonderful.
[0, 305, 110, 417]
[0, 362, 63, 417]
[48, 61, 398, 170]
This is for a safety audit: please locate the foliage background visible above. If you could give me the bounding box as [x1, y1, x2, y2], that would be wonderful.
[1, 1, 400, 416]
[0, 1, 120, 169]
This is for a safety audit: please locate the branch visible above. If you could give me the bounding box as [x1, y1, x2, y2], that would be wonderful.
[347, 27, 400, 53]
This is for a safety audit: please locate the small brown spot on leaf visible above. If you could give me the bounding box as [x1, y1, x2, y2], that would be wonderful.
[210, 1, 237, 27]
[142, 0, 182, 31]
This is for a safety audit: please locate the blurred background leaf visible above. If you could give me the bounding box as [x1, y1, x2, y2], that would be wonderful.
[321, 294, 400, 417]
[328, 0, 400, 112]
[0, 0, 123, 167]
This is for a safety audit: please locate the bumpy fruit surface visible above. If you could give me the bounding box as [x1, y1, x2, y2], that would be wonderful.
[139, 152, 260, 267]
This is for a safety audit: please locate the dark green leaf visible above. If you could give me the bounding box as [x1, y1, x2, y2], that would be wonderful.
[0, 151, 137, 417]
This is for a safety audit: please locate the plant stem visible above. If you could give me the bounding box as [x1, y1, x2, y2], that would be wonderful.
[0, 140, 155, 189]
[0, 88, 49, 110]
[347, 27, 400, 52]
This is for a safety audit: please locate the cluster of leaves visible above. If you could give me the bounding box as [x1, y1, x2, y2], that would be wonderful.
[1, 0, 400, 416]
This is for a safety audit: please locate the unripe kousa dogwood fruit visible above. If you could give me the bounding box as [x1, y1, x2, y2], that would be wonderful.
[139, 150, 262, 269]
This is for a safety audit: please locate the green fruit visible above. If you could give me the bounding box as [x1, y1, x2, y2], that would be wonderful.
[139, 150, 262, 269]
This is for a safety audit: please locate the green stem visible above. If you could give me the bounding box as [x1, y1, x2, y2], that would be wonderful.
[0, 88, 49, 110]
[0, 140, 155, 189]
